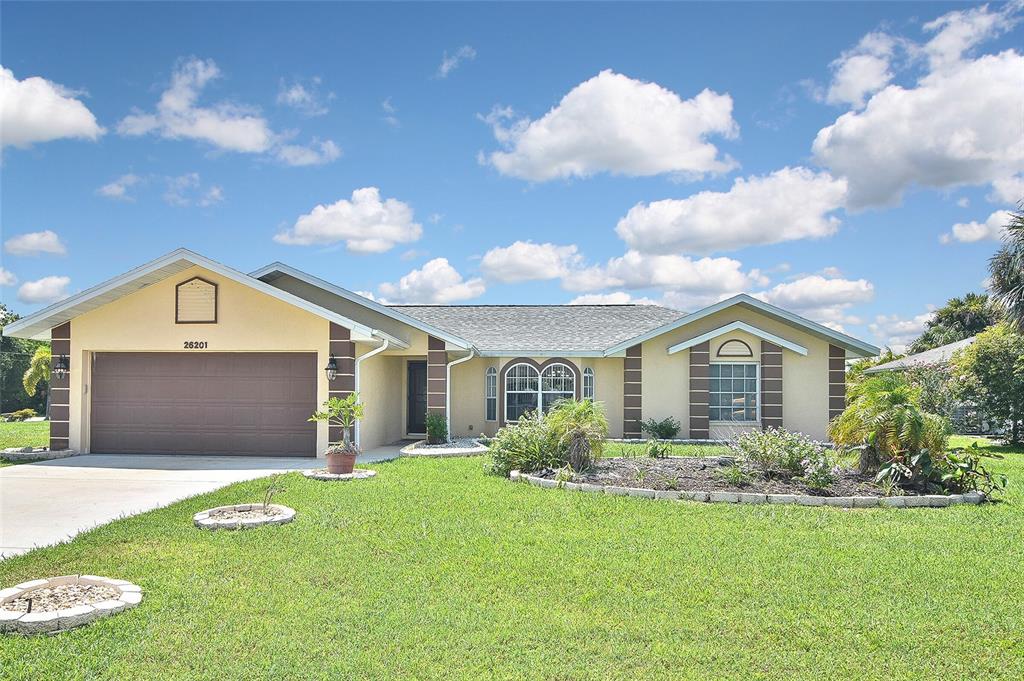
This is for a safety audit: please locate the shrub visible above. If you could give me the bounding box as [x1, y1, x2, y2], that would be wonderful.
[942, 444, 1008, 495]
[716, 464, 752, 487]
[731, 428, 813, 477]
[546, 399, 609, 472]
[425, 411, 448, 445]
[798, 447, 840, 491]
[641, 417, 681, 440]
[8, 408, 37, 422]
[644, 439, 672, 459]
[486, 410, 565, 476]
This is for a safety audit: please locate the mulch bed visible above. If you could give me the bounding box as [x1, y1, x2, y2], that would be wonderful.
[209, 507, 279, 521]
[4, 584, 120, 614]
[536, 456, 889, 497]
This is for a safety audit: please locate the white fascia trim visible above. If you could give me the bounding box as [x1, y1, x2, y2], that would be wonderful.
[667, 321, 808, 356]
[250, 262, 474, 351]
[3, 248, 383, 343]
[604, 294, 879, 357]
[475, 350, 608, 358]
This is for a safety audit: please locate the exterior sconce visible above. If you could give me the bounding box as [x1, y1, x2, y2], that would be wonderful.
[324, 354, 338, 381]
[53, 354, 70, 379]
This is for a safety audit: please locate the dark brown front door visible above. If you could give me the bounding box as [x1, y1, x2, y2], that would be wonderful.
[90, 352, 317, 456]
[407, 360, 427, 434]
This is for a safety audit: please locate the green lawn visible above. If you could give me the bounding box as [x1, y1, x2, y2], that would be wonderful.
[1, 438, 1022, 679]
[0, 420, 49, 466]
[604, 440, 733, 458]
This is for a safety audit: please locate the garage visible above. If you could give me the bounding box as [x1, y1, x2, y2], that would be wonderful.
[90, 352, 317, 456]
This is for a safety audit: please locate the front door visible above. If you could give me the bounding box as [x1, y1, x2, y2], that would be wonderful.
[407, 360, 428, 434]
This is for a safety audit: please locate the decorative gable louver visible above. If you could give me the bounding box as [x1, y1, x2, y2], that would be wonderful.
[176, 277, 218, 323]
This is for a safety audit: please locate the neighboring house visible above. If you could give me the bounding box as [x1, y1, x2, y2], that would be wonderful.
[4, 249, 879, 456]
[863, 337, 977, 374]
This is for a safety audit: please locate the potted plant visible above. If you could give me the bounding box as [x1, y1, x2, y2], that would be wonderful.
[308, 393, 365, 474]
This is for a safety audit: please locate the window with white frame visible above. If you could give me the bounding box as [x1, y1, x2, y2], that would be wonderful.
[709, 363, 758, 422]
[582, 367, 595, 400]
[485, 367, 497, 421]
[504, 362, 577, 421]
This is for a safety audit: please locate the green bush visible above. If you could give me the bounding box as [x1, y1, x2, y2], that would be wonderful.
[546, 399, 609, 472]
[942, 444, 1008, 495]
[641, 417, 681, 440]
[797, 447, 839, 491]
[645, 439, 672, 459]
[731, 428, 814, 477]
[7, 408, 37, 422]
[425, 411, 448, 445]
[486, 410, 565, 477]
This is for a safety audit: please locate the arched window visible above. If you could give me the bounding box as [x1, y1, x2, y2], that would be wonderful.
[485, 367, 498, 421]
[582, 367, 595, 400]
[505, 363, 540, 422]
[717, 339, 753, 357]
[540, 363, 575, 412]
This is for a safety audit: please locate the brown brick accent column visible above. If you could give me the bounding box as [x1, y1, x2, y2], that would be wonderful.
[760, 341, 783, 430]
[49, 322, 71, 451]
[623, 344, 642, 437]
[328, 322, 355, 443]
[427, 335, 447, 416]
[828, 344, 846, 421]
[689, 341, 710, 439]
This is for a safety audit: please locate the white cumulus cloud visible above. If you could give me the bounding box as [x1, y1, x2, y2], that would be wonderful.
[275, 139, 341, 166]
[4, 230, 67, 256]
[615, 167, 847, 254]
[921, 2, 1021, 71]
[940, 209, 1013, 243]
[481, 70, 738, 182]
[0, 66, 104, 148]
[754, 274, 874, 329]
[435, 46, 476, 79]
[990, 175, 1024, 204]
[97, 174, 141, 201]
[163, 173, 224, 207]
[869, 310, 935, 353]
[17, 275, 70, 304]
[568, 292, 660, 306]
[378, 258, 485, 304]
[276, 77, 332, 117]
[274, 187, 423, 253]
[825, 32, 897, 108]
[480, 241, 582, 283]
[0, 268, 17, 286]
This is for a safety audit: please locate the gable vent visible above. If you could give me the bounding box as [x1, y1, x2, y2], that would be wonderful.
[176, 277, 218, 323]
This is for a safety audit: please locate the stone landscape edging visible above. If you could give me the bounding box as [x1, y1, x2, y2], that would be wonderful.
[1, 448, 76, 462]
[0, 575, 143, 636]
[509, 471, 985, 508]
[193, 503, 296, 530]
[400, 439, 489, 457]
[303, 468, 377, 481]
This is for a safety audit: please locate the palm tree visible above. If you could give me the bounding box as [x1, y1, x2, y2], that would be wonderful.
[22, 346, 51, 418]
[828, 373, 949, 474]
[546, 399, 609, 472]
[989, 206, 1024, 331]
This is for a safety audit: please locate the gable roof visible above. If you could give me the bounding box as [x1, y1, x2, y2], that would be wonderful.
[604, 294, 880, 357]
[864, 336, 976, 373]
[666, 320, 809, 356]
[392, 304, 686, 356]
[3, 249, 406, 346]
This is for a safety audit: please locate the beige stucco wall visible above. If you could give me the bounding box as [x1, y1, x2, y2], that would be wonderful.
[355, 349, 405, 450]
[68, 265, 332, 455]
[641, 307, 832, 441]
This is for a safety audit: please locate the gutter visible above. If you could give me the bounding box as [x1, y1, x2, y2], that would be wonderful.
[445, 348, 476, 443]
[353, 336, 390, 448]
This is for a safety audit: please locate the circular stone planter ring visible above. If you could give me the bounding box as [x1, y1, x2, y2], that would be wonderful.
[193, 503, 296, 530]
[303, 468, 377, 481]
[0, 575, 142, 636]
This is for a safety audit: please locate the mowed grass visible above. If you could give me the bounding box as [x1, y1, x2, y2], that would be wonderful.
[1, 438, 1022, 679]
[604, 440, 733, 458]
[0, 420, 48, 466]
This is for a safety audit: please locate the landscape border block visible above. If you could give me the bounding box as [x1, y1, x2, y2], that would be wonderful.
[0, 575, 143, 636]
[193, 503, 296, 530]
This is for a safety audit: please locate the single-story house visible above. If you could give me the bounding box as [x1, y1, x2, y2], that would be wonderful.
[863, 336, 976, 374]
[4, 249, 880, 456]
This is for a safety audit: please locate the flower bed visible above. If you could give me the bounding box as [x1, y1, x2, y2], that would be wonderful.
[1, 575, 142, 635]
[193, 504, 295, 530]
[400, 438, 487, 457]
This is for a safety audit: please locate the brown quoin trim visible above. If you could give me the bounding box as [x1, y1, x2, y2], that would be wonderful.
[328, 323, 355, 443]
[623, 344, 642, 437]
[828, 344, 846, 421]
[689, 340, 710, 439]
[427, 335, 447, 416]
[50, 322, 71, 451]
[498, 357, 581, 426]
[760, 341, 783, 430]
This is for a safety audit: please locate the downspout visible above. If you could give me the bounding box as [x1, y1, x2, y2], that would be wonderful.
[445, 348, 476, 443]
[354, 336, 389, 449]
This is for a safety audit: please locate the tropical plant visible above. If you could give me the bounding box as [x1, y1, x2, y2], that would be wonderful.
[845, 347, 904, 392]
[641, 416, 681, 440]
[425, 411, 448, 445]
[22, 346, 51, 418]
[828, 373, 950, 473]
[731, 427, 813, 477]
[716, 464, 752, 487]
[644, 439, 672, 459]
[908, 293, 1004, 353]
[951, 323, 1024, 443]
[486, 410, 564, 476]
[875, 450, 946, 493]
[1, 303, 48, 414]
[308, 392, 365, 451]
[902, 365, 959, 421]
[989, 206, 1024, 331]
[6, 408, 38, 421]
[942, 444, 1008, 495]
[546, 398, 609, 472]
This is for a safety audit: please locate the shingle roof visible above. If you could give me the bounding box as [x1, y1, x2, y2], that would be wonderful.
[390, 304, 687, 354]
[864, 336, 976, 373]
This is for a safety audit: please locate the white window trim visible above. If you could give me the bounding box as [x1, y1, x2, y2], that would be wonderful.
[485, 367, 498, 422]
[503, 361, 577, 421]
[540, 362, 576, 412]
[582, 367, 595, 400]
[504, 362, 540, 422]
[708, 361, 760, 424]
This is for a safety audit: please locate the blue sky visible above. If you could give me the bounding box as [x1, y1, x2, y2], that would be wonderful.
[1, 1, 1021, 351]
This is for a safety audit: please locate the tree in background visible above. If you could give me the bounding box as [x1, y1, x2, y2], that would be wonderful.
[908, 293, 1004, 354]
[951, 322, 1024, 444]
[845, 347, 903, 392]
[1, 303, 49, 414]
[989, 207, 1024, 332]
[22, 346, 52, 418]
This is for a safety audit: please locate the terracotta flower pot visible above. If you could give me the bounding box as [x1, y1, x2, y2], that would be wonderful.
[326, 450, 357, 475]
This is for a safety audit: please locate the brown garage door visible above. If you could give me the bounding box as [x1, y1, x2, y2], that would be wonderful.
[91, 352, 317, 456]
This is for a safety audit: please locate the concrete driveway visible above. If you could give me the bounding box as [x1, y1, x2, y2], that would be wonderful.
[0, 448, 399, 559]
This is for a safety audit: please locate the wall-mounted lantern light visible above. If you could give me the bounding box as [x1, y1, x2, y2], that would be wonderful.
[324, 354, 338, 381]
[53, 354, 70, 379]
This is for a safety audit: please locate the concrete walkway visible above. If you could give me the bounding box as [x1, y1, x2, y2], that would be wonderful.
[0, 447, 401, 559]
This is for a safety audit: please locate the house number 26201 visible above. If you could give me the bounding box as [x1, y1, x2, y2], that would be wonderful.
[183, 341, 208, 349]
